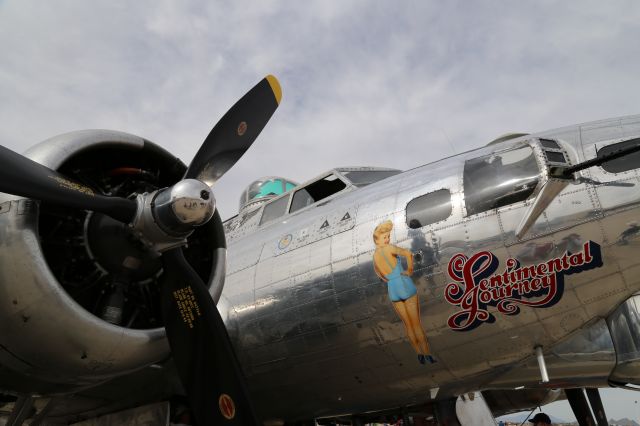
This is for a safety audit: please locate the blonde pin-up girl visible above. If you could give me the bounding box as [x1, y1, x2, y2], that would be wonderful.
[373, 221, 435, 364]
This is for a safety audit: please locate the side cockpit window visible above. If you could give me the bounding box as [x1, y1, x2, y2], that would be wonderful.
[290, 174, 347, 213]
[259, 195, 290, 225]
[463, 145, 540, 216]
[341, 170, 401, 187]
[406, 189, 452, 228]
[597, 138, 640, 173]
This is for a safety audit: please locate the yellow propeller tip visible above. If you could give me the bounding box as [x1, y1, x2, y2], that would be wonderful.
[266, 75, 282, 105]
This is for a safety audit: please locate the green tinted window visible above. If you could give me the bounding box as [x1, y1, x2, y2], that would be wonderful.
[253, 179, 284, 199]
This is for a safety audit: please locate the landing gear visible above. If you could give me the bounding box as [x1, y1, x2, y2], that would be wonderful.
[5, 395, 34, 426]
[585, 388, 608, 426]
[565, 388, 608, 426]
[433, 397, 461, 426]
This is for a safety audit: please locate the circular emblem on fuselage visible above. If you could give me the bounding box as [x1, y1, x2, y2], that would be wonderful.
[237, 121, 248, 136]
[278, 234, 292, 250]
[219, 393, 236, 420]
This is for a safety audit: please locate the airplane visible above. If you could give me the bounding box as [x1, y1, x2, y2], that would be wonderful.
[0, 75, 640, 425]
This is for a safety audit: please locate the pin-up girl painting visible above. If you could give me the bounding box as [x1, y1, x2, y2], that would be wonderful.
[373, 220, 435, 364]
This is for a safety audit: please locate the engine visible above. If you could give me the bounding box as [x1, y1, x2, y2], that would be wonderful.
[0, 130, 225, 394]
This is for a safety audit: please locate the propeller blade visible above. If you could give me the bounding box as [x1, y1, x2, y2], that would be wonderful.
[160, 247, 259, 425]
[0, 145, 137, 223]
[184, 75, 282, 186]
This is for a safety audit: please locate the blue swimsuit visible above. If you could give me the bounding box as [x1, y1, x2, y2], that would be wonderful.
[378, 249, 417, 302]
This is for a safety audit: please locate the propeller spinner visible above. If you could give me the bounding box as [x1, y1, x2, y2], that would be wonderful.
[0, 75, 282, 425]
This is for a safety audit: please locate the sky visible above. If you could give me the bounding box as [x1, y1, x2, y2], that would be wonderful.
[2, 0, 640, 421]
[500, 388, 640, 423]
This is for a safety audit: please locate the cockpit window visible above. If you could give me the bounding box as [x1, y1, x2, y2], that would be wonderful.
[290, 174, 347, 213]
[597, 138, 640, 173]
[259, 195, 290, 225]
[463, 145, 540, 216]
[341, 170, 401, 187]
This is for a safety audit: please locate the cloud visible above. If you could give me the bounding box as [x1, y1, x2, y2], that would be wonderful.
[1, 0, 640, 218]
[2, 0, 640, 419]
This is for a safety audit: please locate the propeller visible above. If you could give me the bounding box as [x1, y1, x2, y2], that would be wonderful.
[0, 144, 137, 223]
[185, 74, 282, 186]
[161, 245, 259, 425]
[0, 75, 282, 425]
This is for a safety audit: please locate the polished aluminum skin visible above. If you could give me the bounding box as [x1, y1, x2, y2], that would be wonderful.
[220, 116, 640, 421]
[0, 116, 639, 422]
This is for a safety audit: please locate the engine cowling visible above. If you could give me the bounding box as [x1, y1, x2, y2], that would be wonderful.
[0, 130, 225, 394]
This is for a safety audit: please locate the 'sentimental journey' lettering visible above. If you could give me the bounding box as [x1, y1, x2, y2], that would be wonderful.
[444, 241, 603, 331]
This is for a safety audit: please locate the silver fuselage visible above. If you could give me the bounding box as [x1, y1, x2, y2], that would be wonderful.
[222, 115, 640, 420]
[0, 117, 639, 423]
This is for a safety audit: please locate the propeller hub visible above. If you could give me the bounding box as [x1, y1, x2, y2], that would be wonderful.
[129, 180, 216, 254]
[153, 179, 215, 230]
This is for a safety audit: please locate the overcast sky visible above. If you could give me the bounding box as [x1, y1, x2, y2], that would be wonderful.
[2, 0, 640, 420]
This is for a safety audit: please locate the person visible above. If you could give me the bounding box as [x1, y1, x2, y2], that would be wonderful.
[529, 412, 551, 425]
[372, 220, 435, 364]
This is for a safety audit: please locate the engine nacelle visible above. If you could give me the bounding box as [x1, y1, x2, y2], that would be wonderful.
[0, 130, 225, 394]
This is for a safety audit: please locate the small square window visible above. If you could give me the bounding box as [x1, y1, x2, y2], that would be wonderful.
[545, 151, 566, 163]
[539, 138, 560, 149]
[406, 189, 452, 228]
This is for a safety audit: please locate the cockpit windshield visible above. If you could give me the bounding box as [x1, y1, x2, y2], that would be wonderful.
[340, 170, 401, 187]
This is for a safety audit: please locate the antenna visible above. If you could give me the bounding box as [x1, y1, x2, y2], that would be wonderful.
[440, 127, 457, 155]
